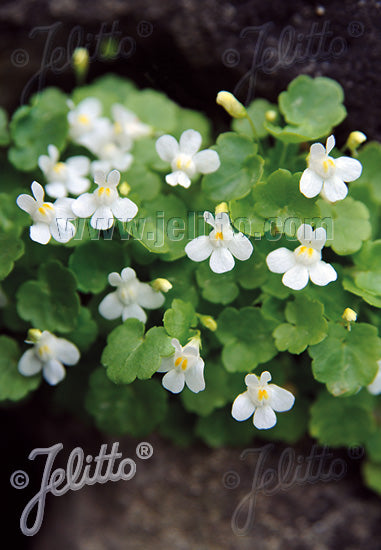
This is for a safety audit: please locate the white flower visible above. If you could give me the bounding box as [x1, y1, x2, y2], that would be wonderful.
[112, 103, 153, 142]
[98, 267, 165, 323]
[67, 98, 110, 143]
[266, 224, 337, 291]
[300, 135, 362, 202]
[38, 144, 91, 198]
[231, 371, 295, 430]
[16, 181, 77, 245]
[155, 129, 220, 188]
[157, 338, 205, 394]
[72, 169, 138, 230]
[18, 330, 80, 385]
[367, 360, 381, 395]
[185, 211, 253, 274]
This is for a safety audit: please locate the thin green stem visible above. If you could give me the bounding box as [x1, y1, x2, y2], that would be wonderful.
[245, 113, 263, 156]
[279, 142, 288, 168]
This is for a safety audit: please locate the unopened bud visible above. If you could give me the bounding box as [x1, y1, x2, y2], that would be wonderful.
[215, 202, 229, 215]
[265, 109, 277, 122]
[119, 181, 131, 196]
[151, 278, 173, 293]
[346, 131, 367, 153]
[26, 329, 42, 344]
[342, 308, 357, 323]
[187, 331, 202, 349]
[72, 48, 89, 83]
[198, 314, 217, 332]
[216, 91, 246, 119]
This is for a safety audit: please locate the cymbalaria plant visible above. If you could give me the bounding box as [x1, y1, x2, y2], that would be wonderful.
[1, 73, 381, 495]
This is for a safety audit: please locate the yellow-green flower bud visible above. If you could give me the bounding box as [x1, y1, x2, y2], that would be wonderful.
[216, 91, 246, 119]
[119, 181, 131, 196]
[72, 48, 89, 84]
[265, 109, 277, 122]
[215, 202, 229, 215]
[346, 131, 367, 153]
[198, 314, 218, 332]
[151, 278, 173, 293]
[342, 308, 357, 323]
[26, 328, 42, 343]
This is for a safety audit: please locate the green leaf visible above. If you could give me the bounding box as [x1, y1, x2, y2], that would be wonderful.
[0, 336, 40, 401]
[0, 190, 30, 236]
[365, 429, 381, 463]
[216, 307, 277, 372]
[195, 406, 253, 447]
[127, 89, 177, 132]
[0, 108, 9, 146]
[0, 233, 24, 281]
[301, 272, 354, 321]
[102, 319, 174, 384]
[16, 260, 80, 332]
[122, 163, 161, 203]
[309, 323, 381, 396]
[356, 142, 381, 203]
[343, 240, 381, 307]
[71, 74, 137, 116]
[195, 262, 239, 305]
[163, 299, 197, 343]
[86, 368, 167, 436]
[69, 240, 127, 294]
[363, 461, 381, 495]
[309, 390, 375, 446]
[273, 295, 328, 354]
[181, 360, 243, 416]
[202, 132, 263, 201]
[317, 197, 371, 255]
[232, 98, 278, 138]
[64, 307, 98, 352]
[9, 88, 69, 171]
[266, 75, 346, 143]
[172, 106, 211, 143]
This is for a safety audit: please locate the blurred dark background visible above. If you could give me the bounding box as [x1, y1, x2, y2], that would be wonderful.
[1, 1, 381, 548]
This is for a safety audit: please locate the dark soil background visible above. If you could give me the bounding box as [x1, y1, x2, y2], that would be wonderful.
[1, 1, 381, 548]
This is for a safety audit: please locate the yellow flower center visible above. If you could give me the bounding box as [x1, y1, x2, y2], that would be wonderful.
[322, 158, 335, 173]
[215, 231, 224, 240]
[114, 121, 123, 134]
[78, 114, 90, 125]
[38, 345, 51, 357]
[97, 186, 112, 197]
[38, 203, 54, 216]
[176, 157, 192, 170]
[297, 245, 314, 257]
[257, 388, 268, 401]
[53, 162, 66, 174]
[175, 356, 188, 370]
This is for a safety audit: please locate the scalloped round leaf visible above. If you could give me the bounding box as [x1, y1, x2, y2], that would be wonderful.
[163, 299, 197, 343]
[86, 368, 168, 436]
[9, 88, 69, 171]
[356, 142, 381, 203]
[202, 132, 263, 201]
[309, 390, 375, 447]
[0, 233, 24, 281]
[317, 197, 371, 255]
[64, 307, 98, 352]
[266, 76, 346, 143]
[0, 336, 41, 401]
[126, 89, 177, 132]
[102, 319, 173, 384]
[309, 323, 381, 396]
[69, 240, 127, 294]
[273, 295, 328, 354]
[216, 307, 277, 372]
[195, 263, 239, 305]
[16, 260, 80, 332]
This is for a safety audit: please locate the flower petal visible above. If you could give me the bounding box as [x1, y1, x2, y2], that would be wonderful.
[50, 218, 76, 243]
[107, 169, 121, 187]
[282, 265, 309, 290]
[94, 170, 107, 186]
[204, 211, 215, 228]
[227, 233, 253, 261]
[122, 304, 147, 323]
[156, 135, 179, 162]
[312, 227, 327, 250]
[30, 223, 51, 245]
[309, 142, 326, 161]
[43, 359, 66, 385]
[31, 181, 45, 203]
[108, 272, 122, 286]
[184, 359, 205, 393]
[185, 235, 213, 262]
[253, 405, 277, 429]
[121, 267, 136, 282]
[90, 206, 114, 230]
[111, 197, 138, 221]
[296, 223, 313, 244]
[171, 338, 182, 354]
[245, 374, 260, 387]
[308, 261, 337, 286]
[16, 194, 36, 215]
[231, 391, 255, 421]
[156, 356, 175, 373]
[268, 384, 295, 412]
[322, 176, 348, 202]
[54, 338, 80, 365]
[266, 248, 295, 274]
[166, 171, 191, 188]
[162, 369, 185, 393]
[300, 168, 323, 198]
[260, 371, 272, 384]
[325, 135, 335, 154]
[335, 156, 362, 182]
[18, 350, 42, 376]
[209, 247, 235, 273]
[367, 363, 381, 395]
[45, 182, 67, 199]
[135, 283, 164, 309]
[66, 177, 91, 196]
[66, 155, 90, 176]
[72, 193, 97, 217]
[193, 150, 220, 174]
[179, 129, 202, 155]
[98, 292, 124, 320]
